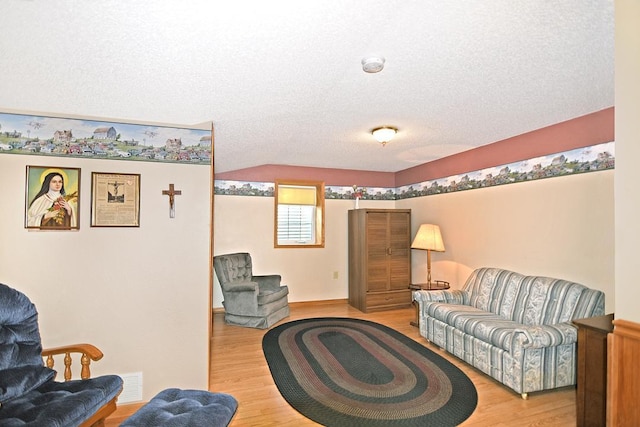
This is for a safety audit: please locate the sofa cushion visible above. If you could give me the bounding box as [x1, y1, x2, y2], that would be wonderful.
[509, 322, 578, 349]
[0, 374, 123, 426]
[462, 268, 605, 325]
[0, 284, 44, 370]
[121, 388, 237, 427]
[426, 302, 581, 353]
[463, 268, 526, 313]
[0, 365, 56, 404]
[426, 303, 521, 352]
[498, 276, 599, 325]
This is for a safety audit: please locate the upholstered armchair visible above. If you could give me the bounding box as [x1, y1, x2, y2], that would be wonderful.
[213, 252, 290, 329]
[0, 283, 123, 426]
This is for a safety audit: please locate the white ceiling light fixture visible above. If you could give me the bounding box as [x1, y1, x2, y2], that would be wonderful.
[361, 56, 385, 73]
[371, 126, 398, 146]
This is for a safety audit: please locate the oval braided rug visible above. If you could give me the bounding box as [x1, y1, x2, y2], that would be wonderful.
[262, 317, 477, 426]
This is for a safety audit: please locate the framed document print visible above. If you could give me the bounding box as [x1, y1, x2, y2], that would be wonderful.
[25, 165, 81, 230]
[91, 172, 140, 227]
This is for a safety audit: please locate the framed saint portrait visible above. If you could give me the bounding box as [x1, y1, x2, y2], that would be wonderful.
[25, 166, 81, 230]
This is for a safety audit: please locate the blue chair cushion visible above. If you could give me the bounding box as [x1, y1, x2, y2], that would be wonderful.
[0, 284, 44, 370]
[0, 365, 56, 403]
[121, 388, 238, 427]
[0, 374, 123, 426]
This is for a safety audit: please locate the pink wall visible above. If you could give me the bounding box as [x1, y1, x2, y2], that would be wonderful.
[215, 164, 396, 187]
[395, 107, 614, 186]
[214, 107, 614, 187]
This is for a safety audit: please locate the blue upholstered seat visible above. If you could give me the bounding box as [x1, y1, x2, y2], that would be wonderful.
[0, 283, 123, 426]
[0, 375, 124, 426]
[121, 388, 238, 427]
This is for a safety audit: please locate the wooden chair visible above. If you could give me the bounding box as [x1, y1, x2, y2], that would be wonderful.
[0, 283, 123, 427]
[42, 344, 121, 426]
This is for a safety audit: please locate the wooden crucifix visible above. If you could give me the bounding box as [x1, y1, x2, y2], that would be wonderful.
[162, 184, 182, 218]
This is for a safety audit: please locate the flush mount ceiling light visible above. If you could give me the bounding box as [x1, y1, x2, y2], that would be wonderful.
[361, 56, 385, 73]
[371, 126, 398, 146]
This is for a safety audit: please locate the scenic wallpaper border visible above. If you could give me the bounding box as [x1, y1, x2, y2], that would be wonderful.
[0, 112, 211, 165]
[215, 141, 615, 200]
[1, 110, 613, 198]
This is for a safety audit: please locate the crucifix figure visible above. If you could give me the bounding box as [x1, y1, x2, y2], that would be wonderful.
[162, 184, 182, 218]
[108, 181, 125, 203]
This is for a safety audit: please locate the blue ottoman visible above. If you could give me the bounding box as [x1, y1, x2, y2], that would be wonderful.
[121, 388, 238, 427]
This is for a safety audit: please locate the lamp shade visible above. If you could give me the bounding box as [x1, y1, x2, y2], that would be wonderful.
[411, 224, 445, 252]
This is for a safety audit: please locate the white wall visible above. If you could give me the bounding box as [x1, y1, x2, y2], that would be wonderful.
[0, 153, 211, 401]
[615, 0, 640, 323]
[213, 196, 394, 306]
[213, 171, 615, 313]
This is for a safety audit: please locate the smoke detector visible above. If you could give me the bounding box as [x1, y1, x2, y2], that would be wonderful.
[361, 56, 385, 73]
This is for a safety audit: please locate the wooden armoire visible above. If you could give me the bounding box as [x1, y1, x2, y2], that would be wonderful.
[348, 208, 412, 312]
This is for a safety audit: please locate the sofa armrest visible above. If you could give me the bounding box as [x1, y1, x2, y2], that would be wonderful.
[224, 281, 258, 292]
[253, 275, 282, 290]
[512, 322, 578, 349]
[413, 289, 466, 304]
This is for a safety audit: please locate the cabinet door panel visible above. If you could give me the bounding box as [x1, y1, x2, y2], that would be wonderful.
[348, 209, 411, 312]
[367, 214, 389, 249]
[389, 212, 409, 232]
[366, 212, 391, 291]
[367, 263, 389, 292]
[389, 255, 410, 289]
[389, 212, 410, 289]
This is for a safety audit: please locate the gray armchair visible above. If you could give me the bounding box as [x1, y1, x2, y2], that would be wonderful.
[213, 252, 290, 329]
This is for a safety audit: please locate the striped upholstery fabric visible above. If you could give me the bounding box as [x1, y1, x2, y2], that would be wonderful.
[413, 267, 605, 396]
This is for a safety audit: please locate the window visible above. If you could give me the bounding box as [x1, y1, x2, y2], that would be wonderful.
[274, 180, 324, 248]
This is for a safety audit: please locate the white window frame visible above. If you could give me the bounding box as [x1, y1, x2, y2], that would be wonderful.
[274, 180, 325, 248]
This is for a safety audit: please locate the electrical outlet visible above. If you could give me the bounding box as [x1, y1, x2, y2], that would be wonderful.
[333, 271, 339, 279]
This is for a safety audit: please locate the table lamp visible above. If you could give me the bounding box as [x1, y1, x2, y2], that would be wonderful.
[411, 224, 445, 289]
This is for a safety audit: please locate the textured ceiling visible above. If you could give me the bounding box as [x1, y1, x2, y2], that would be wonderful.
[0, 0, 614, 173]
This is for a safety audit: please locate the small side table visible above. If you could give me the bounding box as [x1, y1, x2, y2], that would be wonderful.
[409, 281, 450, 327]
[573, 313, 614, 427]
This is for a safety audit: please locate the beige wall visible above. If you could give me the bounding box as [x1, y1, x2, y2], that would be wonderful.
[213, 196, 395, 306]
[615, 0, 640, 323]
[398, 170, 615, 313]
[214, 170, 615, 313]
[1, 142, 617, 404]
[0, 153, 211, 401]
[1, 133, 617, 406]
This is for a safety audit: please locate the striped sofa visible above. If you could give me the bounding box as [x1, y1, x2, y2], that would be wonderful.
[413, 267, 605, 398]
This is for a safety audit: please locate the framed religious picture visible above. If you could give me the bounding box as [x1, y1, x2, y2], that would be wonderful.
[25, 166, 81, 230]
[91, 172, 140, 227]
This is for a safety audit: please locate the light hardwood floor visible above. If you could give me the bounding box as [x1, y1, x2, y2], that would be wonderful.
[106, 300, 577, 426]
